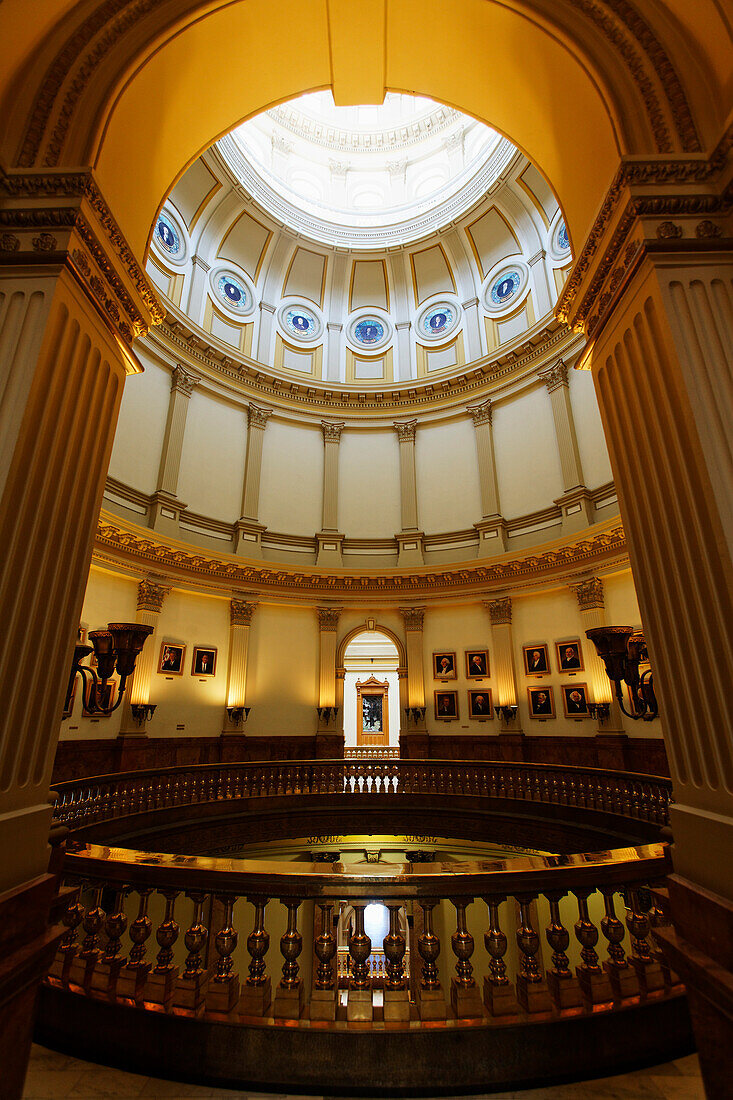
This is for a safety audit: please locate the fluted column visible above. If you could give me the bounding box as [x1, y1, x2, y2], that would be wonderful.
[316, 607, 343, 752]
[485, 598, 522, 739]
[118, 579, 171, 736]
[467, 399, 507, 551]
[393, 419, 424, 565]
[316, 421, 345, 566]
[461, 296, 483, 362]
[150, 365, 200, 535]
[222, 597, 258, 735]
[538, 359, 593, 532]
[399, 607, 427, 754]
[235, 403, 272, 557]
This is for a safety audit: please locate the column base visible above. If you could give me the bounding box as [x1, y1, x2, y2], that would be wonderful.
[173, 972, 208, 1015]
[309, 985, 337, 1020]
[315, 532, 344, 567]
[115, 964, 150, 1003]
[346, 986, 373, 1022]
[516, 974, 552, 1013]
[383, 987, 410, 1021]
[234, 519, 267, 557]
[205, 974, 240, 1014]
[239, 978, 272, 1018]
[143, 967, 179, 1009]
[554, 487, 594, 534]
[547, 970, 583, 1009]
[603, 960, 640, 1000]
[483, 976, 518, 1016]
[149, 490, 186, 536]
[576, 966, 614, 1005]
[451, 979, 484, 1018]
[417, 984, 446, 1020]
[474, 516, 508, 554]
[396, 530, 424, 566]
[272, 981, 304, 1019]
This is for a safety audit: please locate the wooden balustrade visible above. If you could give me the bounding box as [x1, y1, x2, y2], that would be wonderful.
[50, 759, 673, 831]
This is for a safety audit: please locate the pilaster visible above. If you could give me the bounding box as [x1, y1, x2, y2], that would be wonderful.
[235, 403, 272, 556]
[399, 607, 427, 754]
[467, 399, 508, 552]
[256, 300, 276, 362]
[316, 607, 343, 751]
[118, 577, 171, 737]
[395, 320, 412, 381]
[325, 322, 343, 382]
[393, 419, 424, 565]
[316, 420, 345, 566]
[150, 365, 199, 535]
[538, 359, 593, 532]
[461, 297, 483, 362]
[222, 596, 258, 735]
[485, 597, 522, 734]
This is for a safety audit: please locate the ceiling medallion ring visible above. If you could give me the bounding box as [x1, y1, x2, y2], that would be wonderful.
[209, 265, 256, 318]
[549, 213, 572, 263]
[277, 301, 324, 343]
[347, 312, 393, 351]
[152, 207, 186, 265]
[482, 261, 530, 316]
[416, 299, 461, 342]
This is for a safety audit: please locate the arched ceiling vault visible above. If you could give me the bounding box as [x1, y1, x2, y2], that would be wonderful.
[0, 0, 727, 261]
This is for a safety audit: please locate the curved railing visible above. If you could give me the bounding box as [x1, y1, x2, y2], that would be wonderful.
[51, 758, 673, 831]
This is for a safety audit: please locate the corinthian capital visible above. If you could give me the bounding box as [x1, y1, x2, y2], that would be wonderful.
[400, 606, 425, 631]
[171, 364, 200, 397]
[321, 420, 345, 444]
[393, 419, 417, 444]
[230, 598, 258, 626]
[538, 358, 569, 393]
[572, 576, 605, 611]
[317, 606, 342, 631]
[467, 399, 493, 427]
[485, 597, 512, 625]
[248, 403, 273, 430]
[137, 578, 170, 613]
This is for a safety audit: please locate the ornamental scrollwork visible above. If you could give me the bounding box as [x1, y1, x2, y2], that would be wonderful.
[571, 576, 605, 611]
[486, 597, 512, 625]
[136, 578, 170, 613]
[399, 607, 425, 631]
[230, 598, 258, 626]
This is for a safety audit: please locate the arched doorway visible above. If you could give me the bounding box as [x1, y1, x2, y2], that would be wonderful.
[343, 631, 401, 757]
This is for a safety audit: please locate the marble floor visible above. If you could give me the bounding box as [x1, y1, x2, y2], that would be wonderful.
[22, 1045, 706, 1100]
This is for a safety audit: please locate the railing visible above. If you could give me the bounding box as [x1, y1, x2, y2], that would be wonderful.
[51, 758, 673, 831]
[344, 746, 400, 759]
[47, 839, 676, 1027]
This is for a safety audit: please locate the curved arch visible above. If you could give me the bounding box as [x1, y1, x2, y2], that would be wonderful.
[0, 0, 720, 262]
[337, 624, 407, 671]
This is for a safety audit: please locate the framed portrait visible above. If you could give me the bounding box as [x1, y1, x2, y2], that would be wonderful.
[82, 679, 116, 717]
[562, 682, 590, 718]
[434, 690, 459, 720]
[468, 688, 493, 720]
[433, 652, 457, 680]
[523, 644, 550, 676]
[465, 649, 490, 679]
[556, 639, 584, 673]
[527, 686, 555, 719]
[158, 642, 185, 676]
[192, 646, 217, 677]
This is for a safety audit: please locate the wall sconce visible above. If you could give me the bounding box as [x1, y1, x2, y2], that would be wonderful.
[587, 702, 611, 722]
[585, 626, 658, 721]
[494, 704, 518, 723]
[317, 705, 339, 724]
[64, 623, 153, 719]
[226, 705, 251, 726]
[131, 703, 157, 726]
[404, 706, 426, 723]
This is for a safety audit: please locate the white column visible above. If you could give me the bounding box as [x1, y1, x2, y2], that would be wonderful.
[316, 607, 343, 751]
[393, 419, 424, 565]
[235, 403, 272, 556]
[467, 399, 507, 551]
[528, 249, 553, 318]
[223, 597, 258, 732]
[316, 421, 345, 566]
[256, 300, 276, 363]
[119, 578, 171, 735]
[395, 320, 412, 381]
[326, 322, 343, 382]
[570, 576, 625, 735]
[399, 607, 426, 712]
[538, 359, 593, 532]
[461, 296, 483, 362]
[150, 365, 199, 534]
[185, 254, 211, 325]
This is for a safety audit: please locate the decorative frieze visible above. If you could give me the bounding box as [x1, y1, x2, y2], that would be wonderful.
[248, 403, 273, 430]
[486, 597, 512, 625]
[171, 364, 200, 397]
[393, 419, 417, 444]
[321, 420, 345, 444]
[317, 607, 342, 631]
[136, 579, 170, 614]
[538, 359, 569, 393]
[400, 607, 425, 631]
[230, 598, 258, 626]
[572, 576, 605, 611]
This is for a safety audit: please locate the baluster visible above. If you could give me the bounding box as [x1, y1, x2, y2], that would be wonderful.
[599, 887, 639, 1000]
[416, 899, 446, 1019]
[544, 891, 582, 1008]
[90, 885, 129, 1000]
[382, 903, 409, 1020]
[450, 898, 483, 1017]
[625, 887, 665, 994]
[272, 899, 304, 1018]
[117, 887, 153, 1003]
[346, 902, 373, 1021]
[311, 901, 337, 1020]
[205, 894, 240, 1013]
[144, 890, 180, 1009]
[238, 895, 272, 1016]
[482, 895, 517, 1016]
[573, 889, 613, 1004]
[50, 886, 85, 984]
[515, 894, 552, 1013]
[173, 892, 209, 1014]
[69, 884, 106, 991]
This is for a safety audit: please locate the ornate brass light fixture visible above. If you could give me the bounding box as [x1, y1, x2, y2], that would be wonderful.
[64, 623, 153, 718]
[226, 705, 251, 725]
[131, 703, 157, 725]
[585, 627, 658, 721]
[494, 704, 518, 722]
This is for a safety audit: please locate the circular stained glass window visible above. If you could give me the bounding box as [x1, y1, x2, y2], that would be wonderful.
[282, 305, 320, 340]
[216, 273, 250, 313]
[155, 212, 181, 257]
[557, 221, 570, 251]
[353, 317, 386, 346]
[490, 270, 521, 306]
[419, 302, 458, 340]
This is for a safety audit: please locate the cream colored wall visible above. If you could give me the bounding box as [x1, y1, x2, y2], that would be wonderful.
[415, 418, 482, 533]
[338, 430, 401, 539]
[108, 357, 169, 494]
[493, 386, 564, 518]
[421, 602, 495, 733]
[569, 368, 614, 488]
[244, 602, 320, 736]
[258, 419, 323, 537]
[177, 390, 246, 520]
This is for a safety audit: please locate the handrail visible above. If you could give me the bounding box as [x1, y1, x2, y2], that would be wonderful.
[51, 758, 673, 830]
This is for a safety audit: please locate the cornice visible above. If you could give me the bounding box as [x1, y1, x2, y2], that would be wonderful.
[93, 509, 628, 603]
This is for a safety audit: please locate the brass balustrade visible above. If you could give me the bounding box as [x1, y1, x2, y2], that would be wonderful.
[45, 839, 677, 1030]
[51, 759, 672, 831]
